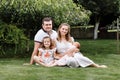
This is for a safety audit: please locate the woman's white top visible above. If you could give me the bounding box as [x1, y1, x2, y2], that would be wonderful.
[56, 40, 74, 54]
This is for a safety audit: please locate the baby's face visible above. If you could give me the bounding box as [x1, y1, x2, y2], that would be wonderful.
[73, 43, 80, 48]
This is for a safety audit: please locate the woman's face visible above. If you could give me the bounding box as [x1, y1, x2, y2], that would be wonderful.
[59, 25, 68, 36]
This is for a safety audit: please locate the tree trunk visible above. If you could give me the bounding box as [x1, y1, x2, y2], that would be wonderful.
[94, 16, 100, 40]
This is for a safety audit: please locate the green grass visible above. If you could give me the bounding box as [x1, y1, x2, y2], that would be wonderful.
[0, 39, 120, 80]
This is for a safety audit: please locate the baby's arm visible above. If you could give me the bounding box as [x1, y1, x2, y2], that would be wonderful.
[65, 46, 77, 57]
[65, 42, 80, 57]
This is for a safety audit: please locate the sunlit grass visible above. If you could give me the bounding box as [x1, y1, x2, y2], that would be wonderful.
[0, 39, 120, 80]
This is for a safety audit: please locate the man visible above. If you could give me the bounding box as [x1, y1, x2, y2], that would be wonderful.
[29, 17, 57, 65]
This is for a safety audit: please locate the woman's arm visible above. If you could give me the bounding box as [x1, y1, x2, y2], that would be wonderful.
[64, 42, 80, 57]
[64, 46, 78, 57]
[54, 51, 63, 59]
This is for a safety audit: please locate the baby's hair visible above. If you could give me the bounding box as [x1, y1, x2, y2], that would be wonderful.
[73, 42, 80, 49]
[41, 36, 54, 49]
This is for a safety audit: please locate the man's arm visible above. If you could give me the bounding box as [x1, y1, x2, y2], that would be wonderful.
[30, 42, 41, 64]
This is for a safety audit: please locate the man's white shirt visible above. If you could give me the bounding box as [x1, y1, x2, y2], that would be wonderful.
[34, 29, 57, 42]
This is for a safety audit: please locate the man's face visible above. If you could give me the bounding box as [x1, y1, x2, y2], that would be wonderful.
[42, 20, 52, 32]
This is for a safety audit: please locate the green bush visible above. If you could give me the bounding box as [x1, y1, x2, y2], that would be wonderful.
[0, 22, 29, 57]
[0, 0, 92, 57]
[40, 0, 91, 26]
[0, 0, 91, 29]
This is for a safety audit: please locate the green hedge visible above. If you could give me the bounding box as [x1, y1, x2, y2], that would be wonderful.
[0, 0, 91, 28]
[0, 21, 29, 58]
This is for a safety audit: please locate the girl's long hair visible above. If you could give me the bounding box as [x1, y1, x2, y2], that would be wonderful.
[41, 36, 54, 49]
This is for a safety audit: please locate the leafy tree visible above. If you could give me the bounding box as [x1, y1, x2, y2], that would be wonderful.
[0, 0, 91, 32]
[0, 21, 28, 57]
[0, 0, 92, 57]
[73, 0, 120, 39]
[39, 0, 91, 26]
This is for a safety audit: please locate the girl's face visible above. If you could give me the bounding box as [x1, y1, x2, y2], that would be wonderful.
[59, 25, 68, 36]
[43, 38, 51, 49]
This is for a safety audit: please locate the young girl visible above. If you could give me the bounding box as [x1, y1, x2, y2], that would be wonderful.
[33, 36, 56, 67]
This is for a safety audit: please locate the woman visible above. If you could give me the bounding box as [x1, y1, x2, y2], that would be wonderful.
[52, 23, 107, 68]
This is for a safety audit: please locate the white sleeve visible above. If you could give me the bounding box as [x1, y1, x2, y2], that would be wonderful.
[34, 29, 49, 42]
[52, 48, 56, 52]
[51, 30, 58, 40]
[34, 30, 43, 42]
[38, 48, 43, 52]
[71, 37, 75, 42]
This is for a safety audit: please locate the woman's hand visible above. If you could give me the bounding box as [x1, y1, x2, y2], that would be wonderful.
[74, 48, 79, 53]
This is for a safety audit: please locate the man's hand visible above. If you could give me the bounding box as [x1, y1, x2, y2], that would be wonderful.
[23, 63, 32, 66]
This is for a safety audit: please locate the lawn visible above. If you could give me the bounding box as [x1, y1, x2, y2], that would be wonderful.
[0, 39, 120, 80]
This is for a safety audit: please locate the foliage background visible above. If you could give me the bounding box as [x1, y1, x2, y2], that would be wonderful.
[0, 0, 91, 57]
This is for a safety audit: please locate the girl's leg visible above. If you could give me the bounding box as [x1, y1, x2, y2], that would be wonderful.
[48, 55, 69, 67]
[33, 56, 47, 67]
[47, 61, 58, 67]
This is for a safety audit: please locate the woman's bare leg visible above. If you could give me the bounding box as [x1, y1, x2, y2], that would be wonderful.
[90, 64, 107, 68]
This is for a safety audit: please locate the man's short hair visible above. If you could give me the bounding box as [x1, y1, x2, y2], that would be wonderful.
[42, 17, 52, 24]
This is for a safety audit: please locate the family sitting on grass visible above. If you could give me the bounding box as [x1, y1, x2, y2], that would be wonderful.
[24, 17, 107, 68]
